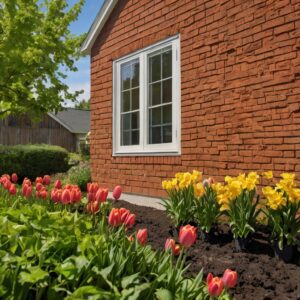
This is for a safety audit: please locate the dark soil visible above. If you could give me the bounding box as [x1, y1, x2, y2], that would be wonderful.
[112, 200, 300, 300]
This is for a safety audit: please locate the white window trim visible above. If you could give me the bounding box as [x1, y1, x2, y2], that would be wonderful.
[112, 35, 181, 156]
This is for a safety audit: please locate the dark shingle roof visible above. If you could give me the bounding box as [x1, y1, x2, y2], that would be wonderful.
[48, 108, 90, 134]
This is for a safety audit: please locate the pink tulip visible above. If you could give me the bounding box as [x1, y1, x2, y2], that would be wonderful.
[207, 273, 224, 297]
[87, 183, 99, 194]
[108, 208, 122, 227]
[25, 185, 32, 198]
[222, 269, 237, 289]
[88, 192, 95, 202]
[54, 180, 62, 189]
[43, 175, 51, 185]
[23, 178, 31, 186]
[11, 173, 18, 183]
[137, 229, 148, 246]
[179, 225, 197, 248]
[124, 213, 136, 229]
[9, 184, 17, 195]
[3, 179, 11, 190]
[95, 188, 107, 202]
[39, 188, 47, 199]
[112, 185, 122, 200]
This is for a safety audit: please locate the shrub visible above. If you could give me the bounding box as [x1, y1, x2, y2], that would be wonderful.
[69, 164, 90, 191]
[0, 144, 69, 180]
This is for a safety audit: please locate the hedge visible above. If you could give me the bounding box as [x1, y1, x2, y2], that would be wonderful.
[0, 144, 69, 180]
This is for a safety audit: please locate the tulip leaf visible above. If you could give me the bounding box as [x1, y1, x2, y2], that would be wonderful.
[19, 266, 49, 284]
[155, 288, 173, 300]
[121, 273, 140, 289]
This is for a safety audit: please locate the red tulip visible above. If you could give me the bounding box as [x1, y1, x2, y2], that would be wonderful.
[108, 208, 122, 227]
[43, 175, 51, 186]
[3, 179, 11, 190]
[165, 238, 180, 256]
[112, 185, 122, 200]
[207, 273, 224, 297]
[39, 188, 48, 199]
[86, 200, 100, 214]
[9, 184, 17, 195]
[35, 177, 43, 185]
[173, 244, 181, 256]
[61, 189, 71, 204]
[119, 208, 130, 222]
[35, 182, 43, 192]
[95, 189, 104, 202]
[88, 192, 95, 202]
[222, 269, 237, 289]
[137, 229, 148, 246]
[101, 188, 109, 202]
[54, 180, 62, 189]
[124, 213, 136, 229]
[87, 182, 99, 194]
[51, 188, 59, 203]
[23, 178, 31, 186]
[179, 225, 197, 248]
[11, 173, 18, 183]
[25, 185, 32, 198]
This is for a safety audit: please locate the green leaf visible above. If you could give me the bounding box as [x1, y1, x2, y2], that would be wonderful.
[19, 266, 49, 284]
[155, 288, 173, 300]
[121, 273, 140, 289]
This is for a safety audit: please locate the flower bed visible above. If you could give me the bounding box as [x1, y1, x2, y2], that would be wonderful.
[113, 201, 300, 300]
[0, 174, 236, 299]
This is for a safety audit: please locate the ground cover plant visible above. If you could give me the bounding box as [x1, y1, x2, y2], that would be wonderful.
[0, 173, 236, 299]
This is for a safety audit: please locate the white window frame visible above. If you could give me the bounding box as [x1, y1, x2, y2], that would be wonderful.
[113, 35, 181, 156]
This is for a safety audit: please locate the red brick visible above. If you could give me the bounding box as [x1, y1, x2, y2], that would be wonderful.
[89, 0, 300, 197]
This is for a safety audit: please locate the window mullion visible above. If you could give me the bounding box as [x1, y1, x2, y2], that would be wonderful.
[140, 53, 146, 151]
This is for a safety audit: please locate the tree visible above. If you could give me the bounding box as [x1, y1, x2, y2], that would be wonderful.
[75, 99, 90, 110]
[0, 0, 85, 118]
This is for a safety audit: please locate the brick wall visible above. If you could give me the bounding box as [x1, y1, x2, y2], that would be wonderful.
[90, 0, 300, 197]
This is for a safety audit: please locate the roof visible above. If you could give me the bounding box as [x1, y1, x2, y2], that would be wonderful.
[48, 108, 90, 134]
[81, 0, 118, 54]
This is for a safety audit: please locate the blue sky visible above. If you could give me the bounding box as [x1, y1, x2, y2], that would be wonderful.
[66, 0, 105, 104]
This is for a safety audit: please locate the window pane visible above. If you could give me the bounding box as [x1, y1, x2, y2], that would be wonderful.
[151, 107, 161, 126]
[131, 112, 139, 129]
[131, 130, 139, 145]
[162, 79, 172, 103]
[121, 64, 131, 90]
[122, 114, 130, 131]
[162, 50, 172, 79]
[122, 131, 130, 146]
[163, 104, 172, 124]
[150, 82, 161, 106]
[163, 125, 172, 143]
[132, 63, 139, 88]
[150, 54, 161, 82]
[150, 126, 162, 144]
[132, 88, 139, 110]
[122, 91, 130, 112]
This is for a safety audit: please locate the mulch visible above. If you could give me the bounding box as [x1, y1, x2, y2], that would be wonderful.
[112, 200, 300, 300]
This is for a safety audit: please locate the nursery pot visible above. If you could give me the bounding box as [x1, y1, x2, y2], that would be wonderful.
[273, 240, 296, 263]
[200, 229, 215, 243]
[234, 237, 250, 252]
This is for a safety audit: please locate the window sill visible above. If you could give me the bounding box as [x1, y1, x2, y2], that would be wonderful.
[112, 150, 181, 157]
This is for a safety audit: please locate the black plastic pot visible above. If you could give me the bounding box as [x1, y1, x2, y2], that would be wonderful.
[273, 240, 296, 263]
[234, 237, 250, 252]
[200, 230, 215, 243]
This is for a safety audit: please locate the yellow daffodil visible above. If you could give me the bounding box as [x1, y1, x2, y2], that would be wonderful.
[194, 182, 205, 198]
[262, 171, 273, 180]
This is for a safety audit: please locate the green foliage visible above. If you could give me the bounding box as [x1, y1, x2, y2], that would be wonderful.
[161, 185, 195, 227]
[74, 99, 90, 110]
[0, 198, 208, 299]
[226, 190, 261, 239]
[0, 144, 69, 179]
[194, 186, 221, 233]
[69, 165, 90, 191]
[0, 0, 85, 117]
[266, 200, 300, 249]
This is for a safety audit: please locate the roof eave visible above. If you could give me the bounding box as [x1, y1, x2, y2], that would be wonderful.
[47, 112, 74, 133]
[81, 0, 118, 55]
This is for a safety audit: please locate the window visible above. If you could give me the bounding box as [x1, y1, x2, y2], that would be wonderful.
[113, 35, 180, 155]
